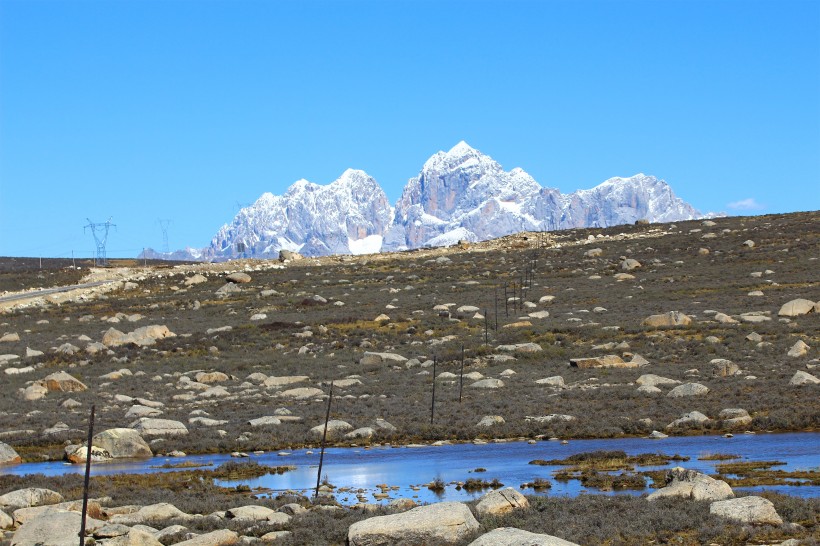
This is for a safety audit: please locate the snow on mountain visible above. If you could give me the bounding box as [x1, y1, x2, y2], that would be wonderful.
[197, 169, 393, 260]
[174, 142, 703, 261]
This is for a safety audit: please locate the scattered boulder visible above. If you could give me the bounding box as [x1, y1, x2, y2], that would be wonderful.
[0, 332, 20, 343]
[643, 311, 692, 328]
[469, 378, 504, 389]
[195, 371, 229, 384]
[496, 343, 542, 353]
[787, 340, 810, 357]
[9, 510, 101, 546]
[667, 411, 711, 429]
[103, 325, 176, 347]
[360, 352, 407, 366]
[584, 248, 603, 258]
[347, 501, 479, 546]
[108, 503, 189, 526]
[711, 359, 740, 377]
[713, 313, 738, 324]
[225, 505, 278, 522]
[777, 298, 815, 317]
[130, 419, 189, 437]
[308, 420, 353, 441]
[263, 375, 310, 388]
[647, 467, 733, 502]
[184, 274, 207, 286]
[535, 376, 565, 388]
[620, 258, 641, 271]
[468, 527, 579, 546]
[476, 415, 505, 427]
[709, 496, 782, 525]
[789, 371, 819, 386]
[667, 383, 709, 398]
[0, 488, 64, 510]
[636, 374, 680, 387]
[474, 487, 529, 517]
[345, 427, 376, 440]
[0, 441, 21, 465]
[570, 355, 634, 369]
[279, 250, 303, 262]
[41, 371, 87, 392]
[0, 508, 11, 530]
[215, 283, 241, 297]
[279, 387, 325, 400]
[91, 428, 153, 459]
[248, 416, 282, 427]
[719, 408, 752, 428]
[225, 272, 251, 284]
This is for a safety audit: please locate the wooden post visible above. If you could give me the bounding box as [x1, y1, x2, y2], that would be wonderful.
[78, 404, 95, 546]
[314, 381, 334, 500]
[504, 284, 508, 317]
[430, 356, 437, 424]
[494, 287, 499, 330]
[484, 309, 488, 344]
[459, 345, 465, 403]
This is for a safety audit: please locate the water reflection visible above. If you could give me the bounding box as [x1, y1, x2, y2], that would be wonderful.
[1, 432, 817, 505]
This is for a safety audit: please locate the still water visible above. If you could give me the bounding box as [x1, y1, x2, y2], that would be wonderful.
[2, 432, 817, 505]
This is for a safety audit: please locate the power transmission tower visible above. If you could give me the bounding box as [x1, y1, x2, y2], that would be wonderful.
[84, 217, 116, 266]
[158, 219, 172, 254]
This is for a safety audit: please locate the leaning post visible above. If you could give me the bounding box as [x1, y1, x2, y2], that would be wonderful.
[314, 381, 334, 500]
[78, 404, 95, 546]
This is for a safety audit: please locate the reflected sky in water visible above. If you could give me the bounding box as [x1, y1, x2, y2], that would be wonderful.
[2, 432, 817, 505]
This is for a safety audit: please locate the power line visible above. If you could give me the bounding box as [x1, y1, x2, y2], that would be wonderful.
[84, 217, 116, 266]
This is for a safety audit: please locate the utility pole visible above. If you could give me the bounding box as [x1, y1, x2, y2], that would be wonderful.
[158, 219, 172, 255]
[84, 218, 116, 267]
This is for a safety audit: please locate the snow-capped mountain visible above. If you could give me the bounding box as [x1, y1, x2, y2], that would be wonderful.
[169, 142, 703, 260]
[197, 169, 392, 260]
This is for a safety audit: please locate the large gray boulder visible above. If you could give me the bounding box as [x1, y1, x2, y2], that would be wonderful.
[93, 428, 153, 459]
[710, 496, 783, 525]
[308, 420, 353, 441]
[347, 501, 479, 545]
[97, 527, 163, 546]
[647, 467, 733, 502]
[667, 383, 709, 398]
[666, 411, 711, 429]
[0, 488, 64, 510]
[468, 527, 580, 546]
[475, 487, 529, 517]
[789, 371, 819, 385]
[172, 530, 239, 545]
[130, 418, 188, 437]
[0, 441, 21, 465]
[225, 272, 251, 284]
[777, 298, 815, 317]
[108, 503, 189, 526]
[10, 510, 103, 546]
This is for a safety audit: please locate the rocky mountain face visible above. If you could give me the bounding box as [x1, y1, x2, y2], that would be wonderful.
[164, 142, 703, 260]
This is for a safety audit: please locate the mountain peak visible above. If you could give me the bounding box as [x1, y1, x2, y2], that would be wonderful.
[447, 140, 477, 156]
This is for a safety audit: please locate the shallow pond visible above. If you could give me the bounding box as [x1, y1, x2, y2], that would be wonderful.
[2, 432, 817, 505]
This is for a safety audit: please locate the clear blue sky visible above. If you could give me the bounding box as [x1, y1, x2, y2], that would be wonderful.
[1, 0, 818, 258]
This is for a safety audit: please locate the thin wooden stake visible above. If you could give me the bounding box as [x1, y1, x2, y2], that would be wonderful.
[430, 356, 437, 424]
[78, 404, 95, 546]
[484, 309, 488, 344]
[504, 284, 508, 317]
[494, 286, 499, 330]
[314, 381, 334, 500]
[459, 345, 465, 403]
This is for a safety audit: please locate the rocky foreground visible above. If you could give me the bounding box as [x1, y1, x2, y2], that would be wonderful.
[0, 466, 812, 544]
[0, 211, 818, 544]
